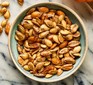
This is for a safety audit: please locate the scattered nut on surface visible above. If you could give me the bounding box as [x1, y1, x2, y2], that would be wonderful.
[17, 0, 24, 6]
[1, 7, 7, 15]
[1, 19, 8, 27]
[5, 22, 11, 35]
[0, 25, 3, 34]
[16, 6, 81, 78]
[1, 1, 10, 7]
[4, 10, 10, 19]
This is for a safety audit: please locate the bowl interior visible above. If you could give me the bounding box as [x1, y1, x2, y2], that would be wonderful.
[9, 3, 87, 82]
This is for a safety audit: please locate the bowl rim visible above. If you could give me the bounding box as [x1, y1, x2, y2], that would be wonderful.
[8, 2, 88, 83]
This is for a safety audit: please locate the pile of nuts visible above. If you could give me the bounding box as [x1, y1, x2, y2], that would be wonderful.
[0, 1, 11, 35]
[15, 7, 81, 78]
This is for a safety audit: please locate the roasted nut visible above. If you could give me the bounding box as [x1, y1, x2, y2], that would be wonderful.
[69, 51, 75, 58]
[28, 36, 38, 43]
[44, 19, 54, 28]
[29, 29, 33, 36]
[41, 50, 51, 57]
[24, 15, 32, 20]
[52, 15, 59, 24]
[36, 62, 44, 70]
[47, 11, 55, 18]
[44, 39, 53, 47]
[50, 28, 58, 34]
[17, 0, 24, 6]
[16, 30, 25, 40]
[59, 54, 63, 58]
[34, 73, 45, 77]
[1, 1, 10, 7]
[22, 59, 29, 66]
[38, 67, 44, 73]
[73, 46, 81, 53]
[24, 47, 30, 52]
[60, 30, 70, 35]
[65, 34, 73, 41]
[24, 40, 30, 48]
[18, 24, 25, 34]
[29, 43, 40, 49]
[32, 54, 37, 59]
[68, 40, 80, 47]
[22, 20, 33, 29]
[0, 9, 2, 16]
[59, 41, 68, 49]
[5, 22, 11, 35]
[45, 74, 52, 78]
[42, 65, 55, 74]
[47, 34, 54, 40]
[41, 13, 48, 20]
[48, 69, 57, 75]
[33, 25, 39, 33]
[52, 52, 57, 58]
[14, 32, 19, 40]
[63, 56, 76, 64]
[19, 53, 29, 60]
[64, 53, 70, 57]
[62, 64, 73, 71]
[71, 24, 79, 33]
[50, 47, 59, 52]
[40, 24, 50, 32]
[31, 11, 42, 18]
[53, 35, 60, 44]
[50, 43, 57, 49]
[61, 20, 67, 28]
[0, 25, 3, 34]
[25, 29, 29, 38]
[57, 10, 65, 16]
[24, 65, 30, 71]
[17, 44, 23, 54]
[58, 33, 64, 43]
[4, 10, 10, 19]
[38, 7, 49, 13]
[59, 48, 69, 54]
[73, 31, 80, 38]
[36, 55, 42, 62]
[1, 7, 7, 14]
[18, 56, 24, 65]
[27, 8, 36, 15]
[66, 24, 71, 30]
[65, 16, 72, 25]
[59, 15, 65, 22]
[39, 31, 49, 38]
[41, 44, 47, 48]
[1, 19, 8, 27]
[52, 58, 60, 65]
[44, 61, 50, 66]
[36, 52, 41, 58]
[57, 69, 63, 76]
[28, 62, 34, 70]
[73, 53, 80, 57]
[32, 18, 40, 27]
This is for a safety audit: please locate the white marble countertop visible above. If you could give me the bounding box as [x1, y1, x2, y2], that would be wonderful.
[0, 0, 93, 85]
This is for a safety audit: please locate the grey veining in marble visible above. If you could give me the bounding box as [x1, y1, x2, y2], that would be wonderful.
[0, 0, 93, 85]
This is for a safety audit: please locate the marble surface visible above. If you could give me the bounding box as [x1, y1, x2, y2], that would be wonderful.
[0, 0, 93, 85]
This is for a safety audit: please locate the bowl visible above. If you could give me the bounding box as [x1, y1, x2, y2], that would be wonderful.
[8, 2, 88, 82]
